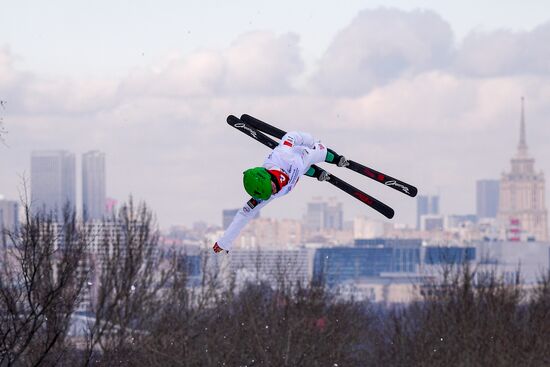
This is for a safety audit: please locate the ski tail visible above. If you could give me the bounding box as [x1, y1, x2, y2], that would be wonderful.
[227, 115, 278, 149]
[241, 114, 417, 197]
[241, 114, 285, 139]
[227, 115, 394, 219]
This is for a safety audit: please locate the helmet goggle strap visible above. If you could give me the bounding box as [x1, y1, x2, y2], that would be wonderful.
[267, 169, 289, 193]
[267, 171, 281, 192]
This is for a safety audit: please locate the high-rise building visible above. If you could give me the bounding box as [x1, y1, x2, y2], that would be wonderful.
[31, 150, 76, 218]
[304, 197, 325, 232]
[476, 180, 500, 219]
[416, 196, 428, 229]
[304, 197, 343, 232]
[416, 195, 439, 229]
[0, 197, 18, 247]
[429, 196, 439, 215]
[497, 98, 548, 241]
[324, 198, 343, 230]
[82, 151, 106, 221]
[420, 215, 444, 231]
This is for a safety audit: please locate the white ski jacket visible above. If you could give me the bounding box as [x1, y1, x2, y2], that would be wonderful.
[217, 131, 327, 251]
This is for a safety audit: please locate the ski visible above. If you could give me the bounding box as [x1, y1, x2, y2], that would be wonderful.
[240, 114, 417, 197]
[227, 115, 394, 219]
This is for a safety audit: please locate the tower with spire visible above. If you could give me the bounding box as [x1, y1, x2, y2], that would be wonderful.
[497, 97, 548, 241]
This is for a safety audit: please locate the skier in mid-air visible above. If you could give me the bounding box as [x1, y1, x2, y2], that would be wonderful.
[213, 130, 347, 253]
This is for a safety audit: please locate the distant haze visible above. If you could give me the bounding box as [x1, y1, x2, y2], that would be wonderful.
[1, 2, 549, 228]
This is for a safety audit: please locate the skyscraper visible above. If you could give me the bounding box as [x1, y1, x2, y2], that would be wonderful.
[476, 180, 500, 218]
[497, 98, 548, 241]
[0, 197, 18, 247]
[31, 150, 76, 218]
[304, 197, 343, 232]
[324, 198, 343, 230]
[304, 197, 326, 232]
[82, 151, 106, 221]
[416, 195, 439, 229]
[429, 196, 439, 214]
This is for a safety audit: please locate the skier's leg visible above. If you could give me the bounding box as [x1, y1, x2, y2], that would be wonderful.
[306, 141, 348, 167]
[303, 144, 328, 181]
[303, 142, 328, 167]
[302, 142, 347, 180]
[303, 142, 347, 167]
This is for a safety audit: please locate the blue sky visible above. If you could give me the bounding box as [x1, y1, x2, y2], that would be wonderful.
[1, 1, 550, 228]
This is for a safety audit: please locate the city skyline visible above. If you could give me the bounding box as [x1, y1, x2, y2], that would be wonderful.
[1, 3, 550, 228]
[4, 129, 549, 231]
[2, 93, 547, 230]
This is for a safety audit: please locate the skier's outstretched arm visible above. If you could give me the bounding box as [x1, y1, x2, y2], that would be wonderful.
[215, 198, 271, 252]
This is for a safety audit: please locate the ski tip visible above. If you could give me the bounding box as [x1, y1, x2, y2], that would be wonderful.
[409, 186, 418, 197]
[227, 115, 239, 124]
[386, 209, 395, 219]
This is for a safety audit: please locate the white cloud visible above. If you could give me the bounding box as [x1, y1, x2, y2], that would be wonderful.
[330, 72, 543, 133]
[1, 47, 118, 116]
[119, 51, 225, 98]
[455, 22, 550, 76]
[312, 8, 454, 96]
[118, 31, 304, 98]
[223, 31, 304, 94]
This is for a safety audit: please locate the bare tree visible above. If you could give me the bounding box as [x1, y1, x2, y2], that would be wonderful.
[81, 199, 176, 366]
[110, 249, 373, 367]
[0, 204, 88, 366]
[367, 263, 550, 367]
[117, 244, 235, 366]
[5, 203, 548, 367]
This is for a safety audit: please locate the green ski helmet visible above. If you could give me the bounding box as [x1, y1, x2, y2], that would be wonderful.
[243, 167, 272, 200]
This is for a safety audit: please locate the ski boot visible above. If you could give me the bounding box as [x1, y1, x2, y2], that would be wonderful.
[317, 170, 330, 182]
[326, 149, 349, 167]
